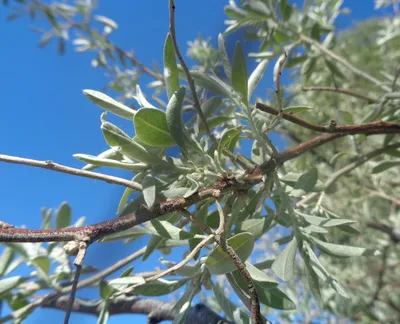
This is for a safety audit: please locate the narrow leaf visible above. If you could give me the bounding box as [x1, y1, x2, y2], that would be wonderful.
[218, 33, 232, 80]
[55, 202, 71, 229]
[248, 59, 269, 99]
[283, 106, 313, 114]
[101, 122, 164, 165]
[371, 160, 400, 174]
[166, 87, 187, 150]
[311, 237, 380, 258]
[142, 175, 156, 209]
[217, 126, 243, 158]
[232, 41, 248, 104]
[164, 33, 180, 99]
[143, 220, 204, 241]
[272, 237, 298, 281]
[134, 84, 156, 108]
[205, 232, 255, 275]
[83, 90, 135, 120]
[293, 167, 318, 192]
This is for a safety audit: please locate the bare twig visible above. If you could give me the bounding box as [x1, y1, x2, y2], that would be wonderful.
[0, 154, 142, 191]
[300, 34, 391, 92]
[116, 232, 217, 297]
[256, 103, 400, 134]
[74, 247, 147, 290]
[367, 246, 390, 308]
[367, 222, 400, 243]
[180, 208, 268, 324]
[366, 189, 400, 207]
[168, 0, 213, 142]
[64, 241, 88, 324]
[302, 86, 379, 103]
[275, 52, 287, 112]
[263, 53, 287, 140]
[214, 201, 263, 324]
[296, 142, 400, 206]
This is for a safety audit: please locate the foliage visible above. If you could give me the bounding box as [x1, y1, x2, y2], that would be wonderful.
[1, 0, 399, 323]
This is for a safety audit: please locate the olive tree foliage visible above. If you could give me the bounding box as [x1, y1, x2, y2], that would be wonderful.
[0, 0, 399, 323]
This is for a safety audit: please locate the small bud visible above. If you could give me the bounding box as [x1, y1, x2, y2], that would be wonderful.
[63, 241, 79, 256]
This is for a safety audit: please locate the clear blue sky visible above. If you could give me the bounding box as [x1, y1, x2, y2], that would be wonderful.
[0, 1, 393, 323]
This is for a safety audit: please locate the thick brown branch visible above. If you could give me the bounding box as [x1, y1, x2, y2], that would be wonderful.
[0, 176, 262, 243]
[42, 297, 232, 324]
[302, 86, 379, 103]
[256, 103, 400, 134]
[0, 154, 142, 191]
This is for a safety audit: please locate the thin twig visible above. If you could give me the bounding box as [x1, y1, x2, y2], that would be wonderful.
[116, 232, 217, 297]
[168, 0, 214, 142]
[180, 208, 268, 324]
[256, 103, 400, 134]
[0, 154, 142, 191]
[64, 241, 88, 324]
[366, 189, 400, 207]
[367, 222, 400, 243]
[275, 52, 287, 112]
[302, 86, 379, 103]
[74, 247, 147, 290]
[263, 53, 287, 140]
[367, 246, 390, 308]
[214, 200, 262, 324]
[300, 34, 391, 92]
[296, 142, 400, 206]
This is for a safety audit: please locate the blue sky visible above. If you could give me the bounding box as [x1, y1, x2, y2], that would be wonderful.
[0, 1, 394, 323]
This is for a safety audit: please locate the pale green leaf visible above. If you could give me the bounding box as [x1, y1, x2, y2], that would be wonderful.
[101, 122, 164, 165]
[142, 175, 156, 209]
[248, 59, 269, 99]
[272, 237, 298, 281]
[164, 33, 180, 99]
[134, 108, 176, 147]
[311, 237, 380, 258]
[0, 276, 25, 296]
[217, 126, 243, 158]
[294, 167, 318, 192]
[205, 232, 255, 275]
[134, 84, 156, 108]
[218, 33, 232, 80]
[143, 220, 205, 241]
[371, 160, 400, 174]
[283, 106, 313, 114]
[83, 89, 135, 120]
[166, 87, 188, 151]
[55, 202, 71, 229]
[75, 154, 147, 173]
[232, 41, 248, 104]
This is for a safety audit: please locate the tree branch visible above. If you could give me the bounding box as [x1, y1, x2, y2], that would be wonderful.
[41, 297, 231, 324]
[0, 175, 262, 243]
[299, 34, 391, 92]
[0, 154, 142, 191]
[296, 142, 400, 206]
[181, 206, 268, 324]
[256, 103, 400, 134]
[302, 86, 379, 103]
[367, 222, 400, 243]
